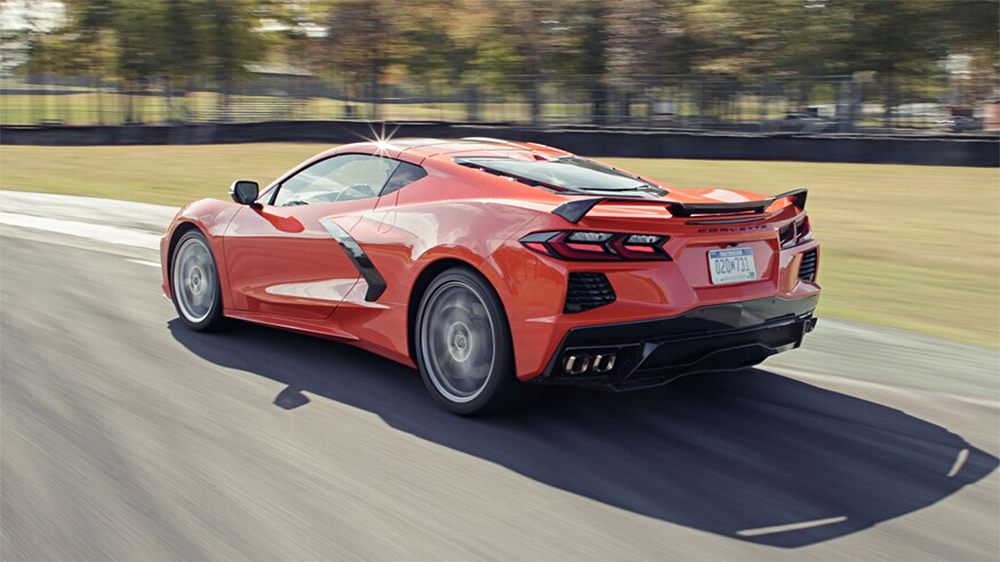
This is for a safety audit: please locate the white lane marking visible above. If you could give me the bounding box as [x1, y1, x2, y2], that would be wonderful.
[127, 259, 161, 268]
[0, 212, 160, 250]
[736, 516, 848, 538]
[948, 448, 970, 477]
[1, 190, 177, 228]
[766, 366, 1000, 409]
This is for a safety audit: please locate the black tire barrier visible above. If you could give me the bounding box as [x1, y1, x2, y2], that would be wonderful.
[2, 121, 997, 167]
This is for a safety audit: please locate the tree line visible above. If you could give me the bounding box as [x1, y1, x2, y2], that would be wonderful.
[13, 0, 1000, 111]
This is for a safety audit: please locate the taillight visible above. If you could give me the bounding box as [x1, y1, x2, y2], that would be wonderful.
[779, 216, 812, 249]
[520, 231, 671, 261]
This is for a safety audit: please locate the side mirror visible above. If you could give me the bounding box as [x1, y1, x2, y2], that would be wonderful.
[230, 180, 259, 206]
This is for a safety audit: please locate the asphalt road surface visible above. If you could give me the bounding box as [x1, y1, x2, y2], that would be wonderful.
[1, 191, 998, 560]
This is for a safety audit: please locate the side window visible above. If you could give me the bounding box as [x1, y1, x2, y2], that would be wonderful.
[380, 161, 428, 196]
[273, 154, 401, 207]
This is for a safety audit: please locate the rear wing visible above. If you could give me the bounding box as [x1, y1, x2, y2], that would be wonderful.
[550, 189, 808, 224]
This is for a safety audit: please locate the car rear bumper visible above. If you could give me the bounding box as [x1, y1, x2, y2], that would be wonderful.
[531, 295, 819, 390]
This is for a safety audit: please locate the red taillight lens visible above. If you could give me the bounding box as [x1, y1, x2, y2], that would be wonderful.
[625, 245, 656, 253]
[551, 232, 617, 260]
[566, 242, 607, 253]
[520, 231, 670, 261]
[523, 241, 549, 254]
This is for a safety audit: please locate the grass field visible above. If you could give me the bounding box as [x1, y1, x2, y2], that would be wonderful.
[1, 143, 997, 348]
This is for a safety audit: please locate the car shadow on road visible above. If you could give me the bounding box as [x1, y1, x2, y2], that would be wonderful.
[169, 319, 998, 548]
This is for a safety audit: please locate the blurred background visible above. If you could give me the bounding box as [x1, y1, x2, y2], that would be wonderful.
[1, 0, 998, 131]
[1, 1, 999, 560]
[2, 0, 998, 346]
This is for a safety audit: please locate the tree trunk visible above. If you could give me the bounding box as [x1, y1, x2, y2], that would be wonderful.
[465, 84, 480, 122]
[125, 81, 135, 124]
[530, 74, 542, 126]
[882, 78, 895, 128]
[95, 74, 104, 126]
[369, 70, 380, 120]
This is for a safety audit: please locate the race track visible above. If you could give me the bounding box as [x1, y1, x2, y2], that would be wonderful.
[1, 191, 998, 560]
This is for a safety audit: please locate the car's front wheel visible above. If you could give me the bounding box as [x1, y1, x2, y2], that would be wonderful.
[415, 267, 536, 415]
[171, 229, 225, 331]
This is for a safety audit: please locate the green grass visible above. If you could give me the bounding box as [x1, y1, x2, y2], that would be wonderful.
[1, 143, 997, 348]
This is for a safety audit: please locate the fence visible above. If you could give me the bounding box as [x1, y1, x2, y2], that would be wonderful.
[2, 73, 997, 134]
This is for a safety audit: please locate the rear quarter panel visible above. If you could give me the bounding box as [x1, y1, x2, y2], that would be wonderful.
[333, 167, 546, 368]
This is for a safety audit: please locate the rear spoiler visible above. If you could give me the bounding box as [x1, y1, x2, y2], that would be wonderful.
[550, 189, 808, 224]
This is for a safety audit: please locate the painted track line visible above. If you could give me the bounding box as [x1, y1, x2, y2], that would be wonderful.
[948, 448, 970, 477]
[736, 516, 848, 537]
[0, 212, 160, 250]
[766, 366, 1000, 409]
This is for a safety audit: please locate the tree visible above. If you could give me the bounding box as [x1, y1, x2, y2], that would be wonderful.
[19, 0, 999, 127]
[394, 0, 465, 84]
[202, 0, 265, 119]
[324, 0, 400, 118]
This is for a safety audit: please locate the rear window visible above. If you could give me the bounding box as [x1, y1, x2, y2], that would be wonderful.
[457, 156, 666, 196]
[381, 161, 427, 196]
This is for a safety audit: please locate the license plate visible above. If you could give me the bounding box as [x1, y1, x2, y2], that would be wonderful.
[708, 247, 757, 285]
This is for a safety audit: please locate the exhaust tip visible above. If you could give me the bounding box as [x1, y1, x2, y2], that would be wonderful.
[564, 352, 617, 375]
[593, 353, 616, 373]
[564, 355, 591, 375]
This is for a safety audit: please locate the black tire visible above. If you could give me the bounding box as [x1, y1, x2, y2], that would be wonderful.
[170, 229, 226, 332]
[415, 267, 537, 415]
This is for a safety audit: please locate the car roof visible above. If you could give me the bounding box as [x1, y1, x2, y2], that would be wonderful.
[336, 137, 573, 163]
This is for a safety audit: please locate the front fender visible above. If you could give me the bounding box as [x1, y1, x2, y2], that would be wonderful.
[160, 198, 242, 309]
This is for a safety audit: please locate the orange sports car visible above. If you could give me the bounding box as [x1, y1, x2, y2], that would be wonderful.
[161, 138, 820, 414]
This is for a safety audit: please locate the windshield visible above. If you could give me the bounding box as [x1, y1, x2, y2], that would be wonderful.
[457, 156, 667, 196]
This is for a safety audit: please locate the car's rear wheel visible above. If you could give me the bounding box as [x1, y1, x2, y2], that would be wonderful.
[415, 267, 536, 415]
[171, 230, 225, 331]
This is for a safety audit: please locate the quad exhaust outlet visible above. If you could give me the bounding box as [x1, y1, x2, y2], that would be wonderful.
[563, 352, 616, 375]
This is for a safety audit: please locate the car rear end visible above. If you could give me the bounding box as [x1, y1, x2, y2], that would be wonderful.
[489, 190, 820, 390]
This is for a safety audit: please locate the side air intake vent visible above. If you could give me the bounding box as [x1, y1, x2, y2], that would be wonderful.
[565, 272, 616, 313]
[799, 249, 818, 282]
